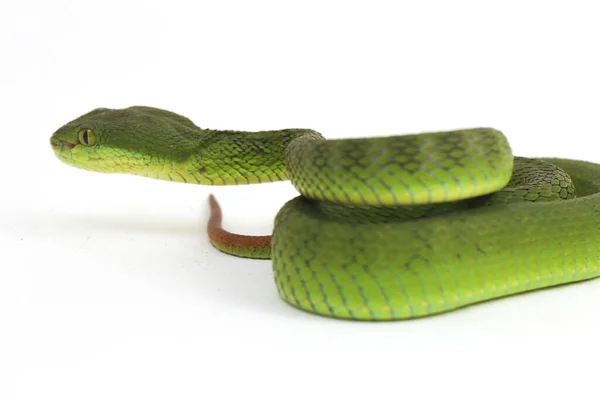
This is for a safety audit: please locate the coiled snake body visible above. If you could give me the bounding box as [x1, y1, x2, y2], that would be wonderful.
[51, 106, 600, 320]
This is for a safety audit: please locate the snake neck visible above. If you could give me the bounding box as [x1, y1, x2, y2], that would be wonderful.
[158, 128, 325, 185]
[50, 106, 325, 186]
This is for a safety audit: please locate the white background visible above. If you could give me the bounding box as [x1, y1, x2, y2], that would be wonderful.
[2, 1, 600, 399]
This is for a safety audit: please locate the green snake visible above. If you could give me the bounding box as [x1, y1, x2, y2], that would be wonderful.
[50, 106, 600, 320]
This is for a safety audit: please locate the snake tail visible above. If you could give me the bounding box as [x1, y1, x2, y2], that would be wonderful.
[207, 194, 272, 259]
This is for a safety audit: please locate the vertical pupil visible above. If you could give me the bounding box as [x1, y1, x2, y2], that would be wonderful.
[83, 130, 89, 144]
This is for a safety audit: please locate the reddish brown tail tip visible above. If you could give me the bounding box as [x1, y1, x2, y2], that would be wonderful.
[208, 193, 222, 225]
[206, 194, 272, 259]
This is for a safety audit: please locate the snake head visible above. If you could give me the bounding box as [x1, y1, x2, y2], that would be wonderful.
[50, 106, 201, 175]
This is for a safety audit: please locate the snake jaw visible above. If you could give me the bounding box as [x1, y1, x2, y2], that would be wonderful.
[50, 137, 76, 150]
[50, 134, 152, 175]
[50, 137, 78, 167]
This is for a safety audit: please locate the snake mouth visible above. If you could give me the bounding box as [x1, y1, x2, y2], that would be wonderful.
[50, 137, 76, 150]
[50, 137, 78, 166]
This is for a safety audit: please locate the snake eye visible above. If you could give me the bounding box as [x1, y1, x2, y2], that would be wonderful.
[79, 128, 96, 146]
